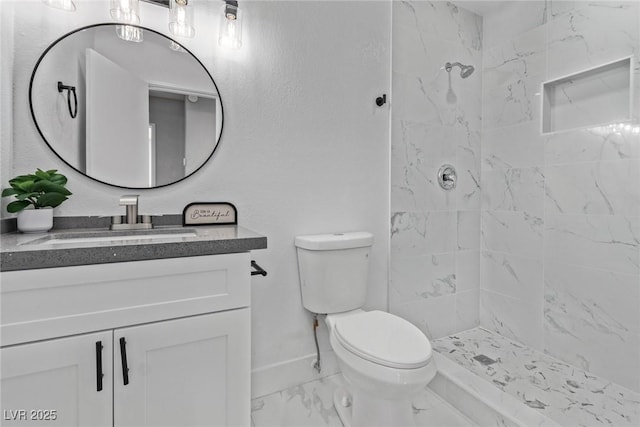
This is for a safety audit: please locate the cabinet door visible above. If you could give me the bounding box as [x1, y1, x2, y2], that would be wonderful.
[114, 309, 250, 427]
[1, 331, 113, 426]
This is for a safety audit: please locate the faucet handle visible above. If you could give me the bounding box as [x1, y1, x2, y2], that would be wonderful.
[111, 195, 152, 230]
[119, 195, 139, 225]
[119, 195, 139, 206]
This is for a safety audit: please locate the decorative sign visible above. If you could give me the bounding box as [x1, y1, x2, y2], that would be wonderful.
[182, 202, 237, 226]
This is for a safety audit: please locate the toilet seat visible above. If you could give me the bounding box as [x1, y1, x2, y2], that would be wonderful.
[334, 310, 432, 369]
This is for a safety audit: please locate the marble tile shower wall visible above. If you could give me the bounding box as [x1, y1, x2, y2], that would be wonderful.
[480, 1, 640, 393]
[390, 1, 482, 339]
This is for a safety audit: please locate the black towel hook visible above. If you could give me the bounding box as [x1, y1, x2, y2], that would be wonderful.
[58, 81, 78, 119]
[251, 260, 267, 277]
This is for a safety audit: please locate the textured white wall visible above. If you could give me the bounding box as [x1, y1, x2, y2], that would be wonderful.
[1, 0, 391, 383]
[1, 1, 14, 194]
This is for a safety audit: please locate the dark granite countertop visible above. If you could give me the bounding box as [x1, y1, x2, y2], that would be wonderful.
[1, 217, 267, 271]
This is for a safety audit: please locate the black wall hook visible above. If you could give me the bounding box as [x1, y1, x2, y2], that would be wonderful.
[375, 94, 387, 107]
[58, 81, 78, 119]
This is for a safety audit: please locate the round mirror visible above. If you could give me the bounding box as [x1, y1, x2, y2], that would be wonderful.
[29, 24, 223, 189]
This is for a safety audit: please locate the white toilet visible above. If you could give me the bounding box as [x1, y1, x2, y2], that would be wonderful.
[295, 232, 436, 427]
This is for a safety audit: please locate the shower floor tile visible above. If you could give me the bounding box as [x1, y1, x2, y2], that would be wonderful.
[432, 327, 640, 427]
[251, 373, 476, 427]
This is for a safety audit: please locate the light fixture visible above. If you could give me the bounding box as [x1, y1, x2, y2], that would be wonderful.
[169, 40, 187, 52]
[43, 0, 244, 50]
[169, 0, 195, 38]
[110, 0, 140, 22]
[110, 0, 143, 42]
[42, 0, 76, 12]
[219, 0, 243, 49]
[116, 25, 144, 43]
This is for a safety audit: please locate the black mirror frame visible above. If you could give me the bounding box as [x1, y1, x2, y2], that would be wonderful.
[28, 23, 224, 190]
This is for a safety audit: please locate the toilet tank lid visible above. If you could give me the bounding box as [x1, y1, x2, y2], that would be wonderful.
[295, 232, 374, 250]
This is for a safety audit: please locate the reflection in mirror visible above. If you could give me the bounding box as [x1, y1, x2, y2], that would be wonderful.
[29, 24, 223, 189]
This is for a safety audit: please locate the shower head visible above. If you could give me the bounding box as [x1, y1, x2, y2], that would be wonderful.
[460, 64, 475, 78]
[445, 62, 475, 78]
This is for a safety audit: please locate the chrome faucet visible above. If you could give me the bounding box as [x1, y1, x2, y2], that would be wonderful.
[120, 195, 139, 224]
[110, 195, 153, 230]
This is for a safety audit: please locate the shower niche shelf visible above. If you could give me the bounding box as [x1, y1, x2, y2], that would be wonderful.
[542, 57, 633, 134]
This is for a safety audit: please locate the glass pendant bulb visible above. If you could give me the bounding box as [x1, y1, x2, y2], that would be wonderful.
[42, 0, 76, 12]
[169, 41, 187, 53]
[110, 0, 142, 43]
[169, 0, 195, 38]
[218, 2, 242, 49]
[110, 0, 140, 23]
[116, 25, 143, 43]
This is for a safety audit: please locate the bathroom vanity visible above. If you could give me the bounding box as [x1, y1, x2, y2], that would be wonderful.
[0, 223, 267, 426]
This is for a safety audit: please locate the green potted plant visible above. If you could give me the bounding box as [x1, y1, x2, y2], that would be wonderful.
[1, 169, 71, 233]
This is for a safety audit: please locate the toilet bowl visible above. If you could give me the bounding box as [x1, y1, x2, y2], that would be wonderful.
[294, 232, 436, 426]
[326, 310, 436, 427]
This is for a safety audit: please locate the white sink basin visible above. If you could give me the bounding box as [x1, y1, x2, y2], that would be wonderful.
[25, 229, 198, 246]
[45, 233, 197, 245]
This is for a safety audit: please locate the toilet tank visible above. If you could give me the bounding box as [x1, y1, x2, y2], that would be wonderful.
[295, 232, 374, 314]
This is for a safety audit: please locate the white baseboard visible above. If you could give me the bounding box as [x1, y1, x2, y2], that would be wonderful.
[251, 350, 340, 399]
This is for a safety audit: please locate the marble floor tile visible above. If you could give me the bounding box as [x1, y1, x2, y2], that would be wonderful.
[433, 327, 640, 427]
[251, 375, 343, 427]
[251, 373, 476, 427]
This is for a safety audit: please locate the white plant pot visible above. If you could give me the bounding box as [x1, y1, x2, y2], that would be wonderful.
[17, 208, 54, 233]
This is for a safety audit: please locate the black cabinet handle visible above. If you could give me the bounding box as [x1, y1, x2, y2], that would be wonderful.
[95, 341, 103, 392]
[119, 337, 129, 386]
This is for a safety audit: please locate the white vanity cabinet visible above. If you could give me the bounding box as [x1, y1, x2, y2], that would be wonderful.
[1, 253, 252, 427]
[1, 331, 113, 426]
[114, 309, 249, 427]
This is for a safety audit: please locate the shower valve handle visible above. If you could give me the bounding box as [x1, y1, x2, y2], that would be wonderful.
[438, 164, 457, 191]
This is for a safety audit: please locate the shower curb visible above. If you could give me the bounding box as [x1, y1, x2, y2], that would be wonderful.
[429, 352, 560, 427]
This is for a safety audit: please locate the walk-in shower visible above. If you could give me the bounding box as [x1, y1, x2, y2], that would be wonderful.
[392, 2, 639, 426]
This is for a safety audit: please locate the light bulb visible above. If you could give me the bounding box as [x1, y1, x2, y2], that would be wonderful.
[110, 0, 142, 43]
[169, 41, 187, 52]
[110, 0, 140, 23]
[169, 0, 195, 38]
[218, 3, 242, 49]
[116, 25, 143, 43]
[42, 0, 76, 12]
